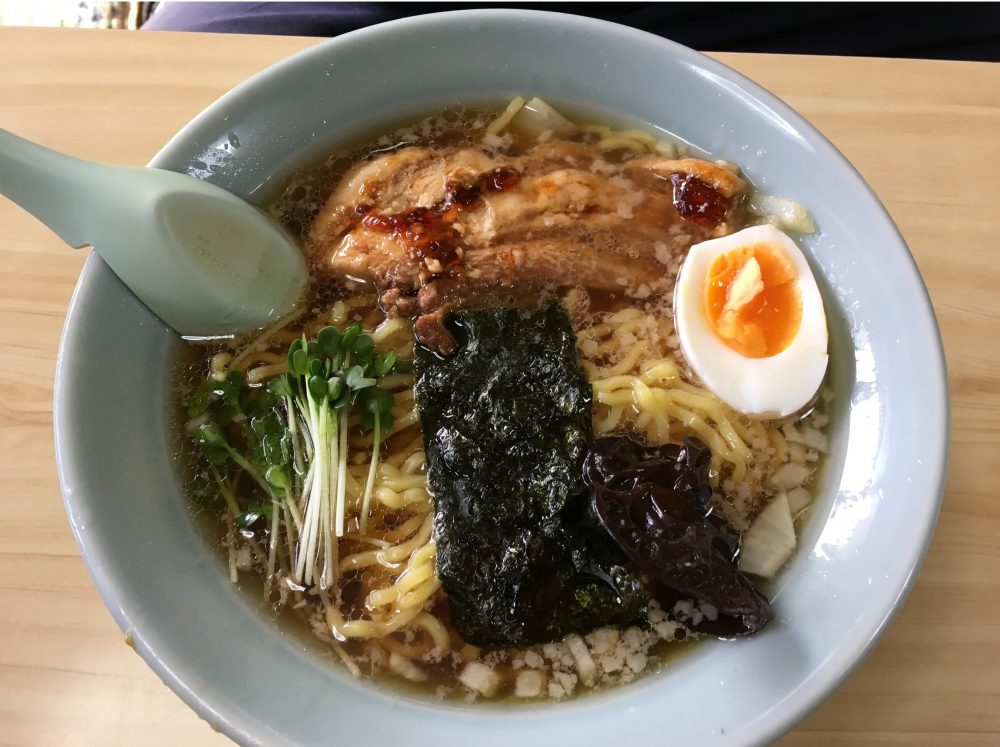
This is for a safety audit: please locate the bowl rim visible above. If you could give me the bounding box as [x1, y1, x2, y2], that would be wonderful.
[53, 9, 949, 746]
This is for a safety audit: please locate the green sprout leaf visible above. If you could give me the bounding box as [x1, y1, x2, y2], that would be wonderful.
[189, 469, 225, 509]
[287, 338, 303, 367]
[359, 387, 395, 431]
[373, 351, 397, 377]
[345, 365, 376, 392]
[266, 374, 294, 399]
[247, 385, 280, 415]
[218, 370, 245, 402]
[361, 410, 396, 431]
[327, 377, 345, 401]
[196, 422, 228, 448]
[265, 465, 291, 494]
[235, 502, 273, 530]
[363, 387, 395, 415]
[317, 326, 341, 358]
[186, 384, 214, 418]
[290, 347, 309, 375]
[340, 323, 361, 353]
[353, 335, 375, 367]
[308, 375, 328, 401]
[194, 422, 234, 465]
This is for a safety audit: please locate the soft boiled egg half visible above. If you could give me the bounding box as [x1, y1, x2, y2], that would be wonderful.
[674, 224, 828, 417]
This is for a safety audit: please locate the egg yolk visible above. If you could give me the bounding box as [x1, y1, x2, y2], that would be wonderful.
[704, 243, 802, 358]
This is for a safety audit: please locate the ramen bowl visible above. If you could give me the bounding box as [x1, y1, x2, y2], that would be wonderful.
[53, 10, 948, 746]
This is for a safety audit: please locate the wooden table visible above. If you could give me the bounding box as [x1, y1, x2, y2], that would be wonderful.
[0, 26, 997, 747]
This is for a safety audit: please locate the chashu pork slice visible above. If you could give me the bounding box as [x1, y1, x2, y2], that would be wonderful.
[309, 140, 746, 352]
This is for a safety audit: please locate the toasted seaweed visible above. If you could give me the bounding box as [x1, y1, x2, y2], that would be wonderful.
[414, 303, 646, 646]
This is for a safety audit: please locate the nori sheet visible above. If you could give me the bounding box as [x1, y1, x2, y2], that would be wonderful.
[414, 303, 646, 646]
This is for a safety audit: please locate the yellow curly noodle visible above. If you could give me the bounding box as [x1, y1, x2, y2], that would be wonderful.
[577, 124, 676, 156]
[569, 295, 777, 521]
[484, 96, 678, 158]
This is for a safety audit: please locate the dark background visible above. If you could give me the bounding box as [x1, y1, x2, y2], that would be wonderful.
[143, 2, 1000, 61]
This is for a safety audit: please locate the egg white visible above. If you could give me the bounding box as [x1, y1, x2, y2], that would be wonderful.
[674, 224, 828, 418]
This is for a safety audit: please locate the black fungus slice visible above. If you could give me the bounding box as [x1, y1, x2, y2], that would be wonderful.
[414, 303, 646, 646]
[585, 436, 773, 637]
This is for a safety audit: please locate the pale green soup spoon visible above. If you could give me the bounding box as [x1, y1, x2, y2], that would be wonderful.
[0, 128, 307, 337]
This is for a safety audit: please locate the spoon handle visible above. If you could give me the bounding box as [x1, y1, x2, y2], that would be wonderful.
[0, 127, 116, 248]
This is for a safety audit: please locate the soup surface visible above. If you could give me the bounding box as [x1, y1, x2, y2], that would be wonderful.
[178, 98, 831, 701]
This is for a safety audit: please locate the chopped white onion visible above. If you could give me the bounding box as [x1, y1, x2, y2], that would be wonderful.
[769, 462, 812, 491]
[485, 95, 526, 136]
[514, 669, 545, 698]
[748, 193, 816, 234]
[458, 661, 500, 696]
[508, 97, 577, 141]
[654, 140, 679, 157]
[739, 492, 797, 578]
[800, 426, 829, 453]
[586, 627, 620, 655]
[388, 652, 427, 683]
[786, 486, 813, 515]
[565, 633, 597, 686]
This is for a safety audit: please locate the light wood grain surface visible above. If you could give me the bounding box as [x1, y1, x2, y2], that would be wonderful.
[0, 27, 997, 747]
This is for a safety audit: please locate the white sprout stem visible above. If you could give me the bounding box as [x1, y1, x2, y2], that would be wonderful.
[307, 401, 328, 585]
[359, 414, 381, 534]
[299, 459, 316, 514]
[335, 407, 349, 537]
[296, 397, 314, 460]
[321, 405, 337, 588]
[264, 498, 279, 599]
[282, 502, 298, 571]
[212, 467, 241, 516]
[294, 511, 312, 583]
[329, 414, 341, 584]
[323, 414, 341, 585]
[329, 515, 339, 579]
[226, 513, 238, 584]
[313, 407, 333, 589]
[280, 397, 306, 534]
[296, 479, 319, 585]
[222, 446, 271, 497]
[293, 449, 313, 581]
[319, 475, 330, 589]
[284, 492, 304, 534]
[284, 394, 305, 483]
[295, 389, 325, 585]
[292, 461, 314, 580]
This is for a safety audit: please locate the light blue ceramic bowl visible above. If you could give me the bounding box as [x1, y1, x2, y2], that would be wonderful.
[53, 10, 948, 746]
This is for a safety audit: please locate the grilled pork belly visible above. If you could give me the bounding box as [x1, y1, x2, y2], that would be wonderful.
[310, 141, 746, 353]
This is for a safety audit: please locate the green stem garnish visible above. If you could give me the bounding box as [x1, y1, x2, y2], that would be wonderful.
[190, 323, 407, 593]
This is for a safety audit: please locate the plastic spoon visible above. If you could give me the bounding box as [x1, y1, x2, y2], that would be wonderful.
[0, 128, 307, 337]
